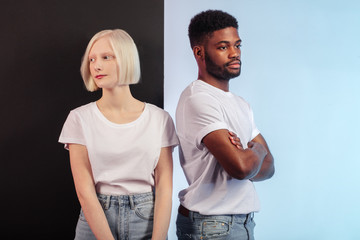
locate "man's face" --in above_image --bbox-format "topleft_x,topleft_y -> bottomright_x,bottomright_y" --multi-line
204,27 -> 242,81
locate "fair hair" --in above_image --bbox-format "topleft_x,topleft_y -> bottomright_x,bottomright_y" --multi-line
80,29 -> 141,92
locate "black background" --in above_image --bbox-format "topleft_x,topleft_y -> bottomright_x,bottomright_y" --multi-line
1,0 -> 164,238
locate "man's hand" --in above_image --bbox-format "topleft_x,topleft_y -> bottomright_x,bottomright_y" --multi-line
247,140 -> 267,158
228,131 -> 243,149
204,130 -> 273,180
229,132 -> 267,160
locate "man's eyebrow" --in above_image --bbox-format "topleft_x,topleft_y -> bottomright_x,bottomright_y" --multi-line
215,39 -> 242,45
216,40 -> 230,45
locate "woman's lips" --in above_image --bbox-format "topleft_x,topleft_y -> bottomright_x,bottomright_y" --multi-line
95,75 -> 106,79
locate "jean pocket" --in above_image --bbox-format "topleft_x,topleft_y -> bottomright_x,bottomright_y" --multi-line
201,220 -> 230,238
176,228 -> 192,239
98,197 -> 108,210
135,201 -> 154,220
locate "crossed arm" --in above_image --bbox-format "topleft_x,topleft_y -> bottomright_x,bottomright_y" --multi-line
202,129 -> 275,181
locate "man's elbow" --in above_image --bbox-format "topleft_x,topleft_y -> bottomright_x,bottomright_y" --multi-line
264,154 -> 275,179
267,162 -> 276,179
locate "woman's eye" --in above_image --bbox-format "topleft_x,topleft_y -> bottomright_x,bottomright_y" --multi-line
89,58 -> 95,62
104,55 -> 113,60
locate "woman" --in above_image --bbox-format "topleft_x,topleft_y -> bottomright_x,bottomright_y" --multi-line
59,29 -> 178,240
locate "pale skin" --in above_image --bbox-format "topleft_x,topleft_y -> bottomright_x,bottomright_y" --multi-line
69,36 -> 172,240
194,27 -> 275,181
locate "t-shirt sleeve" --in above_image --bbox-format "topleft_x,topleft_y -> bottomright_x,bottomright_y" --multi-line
161,112 -> 179,149
183,93 -> 228,150
248,103 -> 260,140
58,110 -> 86,150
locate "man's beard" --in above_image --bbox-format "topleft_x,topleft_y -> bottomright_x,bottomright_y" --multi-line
205,52 -> 241,81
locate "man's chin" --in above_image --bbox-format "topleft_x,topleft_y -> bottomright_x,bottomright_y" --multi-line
207,68 -> 241,81
227,71 -> 241,80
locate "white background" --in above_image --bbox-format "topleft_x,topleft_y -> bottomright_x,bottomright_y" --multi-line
164,0 -> 360,239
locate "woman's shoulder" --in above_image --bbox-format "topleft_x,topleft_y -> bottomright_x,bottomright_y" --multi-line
66,102 -> 96,121
145,103 -> 172,119
70,102 -> 95,114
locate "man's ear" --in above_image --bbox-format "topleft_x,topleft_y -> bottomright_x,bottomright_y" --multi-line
193,46 -> 204,60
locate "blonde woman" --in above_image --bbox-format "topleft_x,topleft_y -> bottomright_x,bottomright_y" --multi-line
59,29 -> 178,240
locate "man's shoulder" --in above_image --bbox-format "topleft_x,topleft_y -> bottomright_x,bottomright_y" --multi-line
180,80 -> 219,102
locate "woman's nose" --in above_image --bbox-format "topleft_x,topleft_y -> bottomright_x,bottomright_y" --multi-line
94,61 -> 102,71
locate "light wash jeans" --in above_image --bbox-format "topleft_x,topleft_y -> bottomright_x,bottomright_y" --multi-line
74,192 -> 154,240
176,209 -> 255,240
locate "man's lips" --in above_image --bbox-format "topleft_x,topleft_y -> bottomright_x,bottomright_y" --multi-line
227,61 -> 241,69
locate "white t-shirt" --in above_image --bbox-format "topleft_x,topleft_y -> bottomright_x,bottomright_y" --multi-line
176,80 -> 261,215
59,102 -> 178,195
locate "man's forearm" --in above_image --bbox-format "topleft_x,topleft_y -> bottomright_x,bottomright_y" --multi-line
250,152 -> 275,181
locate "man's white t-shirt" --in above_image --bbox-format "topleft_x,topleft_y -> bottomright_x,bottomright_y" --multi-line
59,102 -> 178,195
176,80 -> 261,215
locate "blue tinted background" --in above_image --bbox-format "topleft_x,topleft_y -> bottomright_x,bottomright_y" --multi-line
164,0 -> 360,239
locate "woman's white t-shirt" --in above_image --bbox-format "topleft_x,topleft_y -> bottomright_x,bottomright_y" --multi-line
59,102 -> 178,195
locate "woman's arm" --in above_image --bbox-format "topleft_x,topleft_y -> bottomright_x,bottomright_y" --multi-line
152,146 -> 173,240
69,144 -> 115,240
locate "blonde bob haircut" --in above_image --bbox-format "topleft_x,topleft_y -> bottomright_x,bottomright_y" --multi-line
80,29 -> 141,92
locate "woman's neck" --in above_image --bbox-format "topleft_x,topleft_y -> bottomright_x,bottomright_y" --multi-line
96,85 -> 145,124
99,85 -> 134,108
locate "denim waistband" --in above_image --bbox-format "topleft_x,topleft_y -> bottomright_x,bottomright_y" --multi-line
179,205 -> 254,224
191,211 -> 254,224
97,192 -> 154,210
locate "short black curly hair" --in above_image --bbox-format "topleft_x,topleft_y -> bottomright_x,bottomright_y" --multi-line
188,10 -> 238,48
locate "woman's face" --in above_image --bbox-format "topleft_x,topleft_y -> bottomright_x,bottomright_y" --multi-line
88,37 -> 119,89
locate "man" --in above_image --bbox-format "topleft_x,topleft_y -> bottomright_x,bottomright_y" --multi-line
175,10 -> 275,240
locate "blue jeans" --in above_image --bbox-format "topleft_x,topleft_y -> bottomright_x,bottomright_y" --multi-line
74,192 -> 154,240
176,207 -> 255,240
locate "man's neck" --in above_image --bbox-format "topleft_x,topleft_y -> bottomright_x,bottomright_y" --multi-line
198,72 -> 230,92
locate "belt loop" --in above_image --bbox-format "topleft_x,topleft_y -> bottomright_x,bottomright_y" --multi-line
129,195 -> 135,210
189,210 -> 194,222
245,212 -> 254,223
104,195 -> 110,210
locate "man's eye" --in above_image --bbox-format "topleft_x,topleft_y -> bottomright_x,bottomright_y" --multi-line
235,44 -> 242,49
218,46 -> 227,50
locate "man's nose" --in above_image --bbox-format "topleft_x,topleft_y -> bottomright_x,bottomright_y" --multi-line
229,46 -> 240,59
